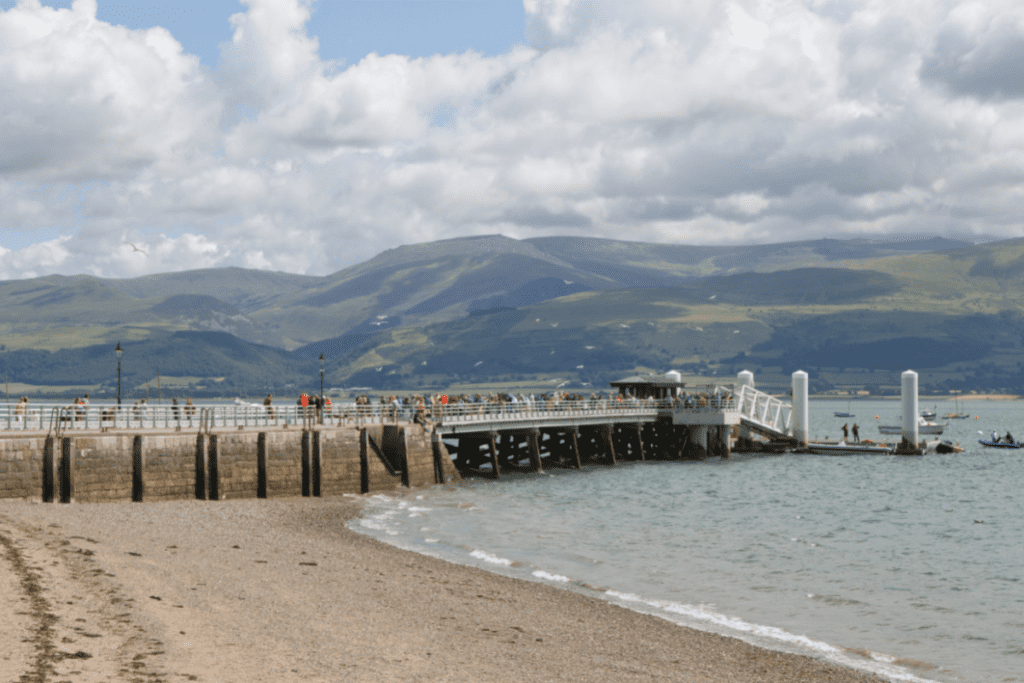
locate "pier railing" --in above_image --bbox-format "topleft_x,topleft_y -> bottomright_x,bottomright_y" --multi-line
0,394 -> 740,433
735,384 -> 792,437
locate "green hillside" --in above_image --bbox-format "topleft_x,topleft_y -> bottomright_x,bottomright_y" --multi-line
0,234 -> 981,353
3,235 -> 1024,397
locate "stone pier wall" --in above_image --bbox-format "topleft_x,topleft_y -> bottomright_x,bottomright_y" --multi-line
142,434 -> 199,502
0,425 -> 455,503
0,436 -> 48,501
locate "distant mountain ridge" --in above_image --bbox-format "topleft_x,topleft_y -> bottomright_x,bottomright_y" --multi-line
0,233 -> 977,354
8,233 -> 1024,397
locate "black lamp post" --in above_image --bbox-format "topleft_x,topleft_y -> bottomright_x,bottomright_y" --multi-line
115,342 -> 123,405
319,353 -> 325,399
319,353 -> 325,425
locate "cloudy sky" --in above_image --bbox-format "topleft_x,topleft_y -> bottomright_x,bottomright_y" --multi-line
1,0 -> 1023,279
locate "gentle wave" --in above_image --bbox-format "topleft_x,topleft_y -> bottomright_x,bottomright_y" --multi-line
604,590 -> 940,683
469,549 -> 514,566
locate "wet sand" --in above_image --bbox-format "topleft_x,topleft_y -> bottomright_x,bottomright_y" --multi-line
0,496 -> 887,683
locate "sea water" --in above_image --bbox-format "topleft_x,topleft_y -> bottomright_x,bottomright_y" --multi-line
350,399 -> 1024,683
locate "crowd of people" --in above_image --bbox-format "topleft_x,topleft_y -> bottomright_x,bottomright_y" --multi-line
326,389 -> 734,424
7,388 -> 734,428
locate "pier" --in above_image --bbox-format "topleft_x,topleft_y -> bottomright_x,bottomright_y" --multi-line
0,371 -> 808,503
3,364 -> 945,505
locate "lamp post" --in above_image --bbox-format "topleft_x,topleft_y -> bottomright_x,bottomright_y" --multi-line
319,354 -> 325,425
115,342 -> 123,405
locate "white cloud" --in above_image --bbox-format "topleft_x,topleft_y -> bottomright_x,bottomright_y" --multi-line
1,0 -> 1024,280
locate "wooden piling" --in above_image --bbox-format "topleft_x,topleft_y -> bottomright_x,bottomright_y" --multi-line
600,424 -> 617,465
527,429 -> 543,473
487,432 -> 501,479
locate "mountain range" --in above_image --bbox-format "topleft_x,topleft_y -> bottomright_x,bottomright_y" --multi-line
2,233 -> 1022,398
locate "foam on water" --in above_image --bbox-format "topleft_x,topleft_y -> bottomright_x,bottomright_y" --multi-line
469,549 -> 514,566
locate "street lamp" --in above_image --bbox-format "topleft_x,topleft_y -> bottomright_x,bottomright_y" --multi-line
319,353 -> 325,425
319,353 -> 325,399
115,342 -> 123,405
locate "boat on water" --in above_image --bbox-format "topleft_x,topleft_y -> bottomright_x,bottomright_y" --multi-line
921,407 -> 937,419
935,440 -> 965,454
834,399 -> 854,418
807,441 -> 893,455
943,394 -> 970,419
878,416 -> 946,435
978,439 -> 1023,449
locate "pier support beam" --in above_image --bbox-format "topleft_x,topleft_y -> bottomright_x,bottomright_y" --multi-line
569,429 -> 582,469
719,425 -> 732,459
690,426 -> 709,460
635,423 -> 645,461
526,429 -> 543,473
599,424 -> 616,465
487,431 -> 501,479
792,370 -> 809,448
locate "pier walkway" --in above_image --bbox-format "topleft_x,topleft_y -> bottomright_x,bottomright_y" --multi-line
0,382 -> 794,442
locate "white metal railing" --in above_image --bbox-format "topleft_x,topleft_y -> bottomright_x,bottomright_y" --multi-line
0,402 -> 427,432
736,384 -> 792,436
0,393 -> 742,433
436,391 -> 738,425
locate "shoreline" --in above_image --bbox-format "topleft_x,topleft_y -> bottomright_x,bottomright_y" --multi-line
0,496 -> 890,683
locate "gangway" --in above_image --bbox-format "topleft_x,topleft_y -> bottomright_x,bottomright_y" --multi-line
736,384 -> 794,441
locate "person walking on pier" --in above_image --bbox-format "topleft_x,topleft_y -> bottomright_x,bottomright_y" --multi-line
851,423 -> 860,443
841,423 -> 849,442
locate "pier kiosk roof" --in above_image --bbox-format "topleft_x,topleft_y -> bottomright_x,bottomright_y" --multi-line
609,373 -> 688,399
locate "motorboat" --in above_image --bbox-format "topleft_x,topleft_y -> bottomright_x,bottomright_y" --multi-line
978,439 -> 1022,449
935,440 -> 965,453
878,416 -> 946,435
921,407 -> 937,419
807,441 -> 893,455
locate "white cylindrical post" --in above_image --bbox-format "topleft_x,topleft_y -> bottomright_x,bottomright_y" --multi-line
737,370 -> 754,390
792,370 -> 809,447
901,370 -> 919,450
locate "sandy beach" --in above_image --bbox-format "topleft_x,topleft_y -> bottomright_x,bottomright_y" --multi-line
0,495 -> 887,683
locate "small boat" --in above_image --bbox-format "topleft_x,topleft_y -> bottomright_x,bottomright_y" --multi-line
879,416 -> 946,435
934,440 -> 964,454
943,394 -> 969,419
921,407 -> 937,419
834,399 -> 854,418
978,439 -> 1023,449
808,441 -> 893,455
